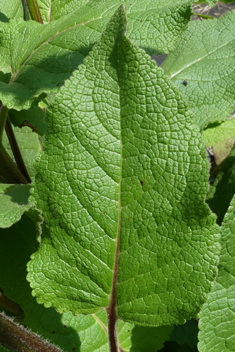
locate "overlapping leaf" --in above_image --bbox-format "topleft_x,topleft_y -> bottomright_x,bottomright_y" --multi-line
202,118 -> 235,147
9,107 -> 47,136
0,0 -> 193,110
37,0 -> 90,22
27,6 -> 219,329
0,126 -> 40,228
207,143 -> 235,226
3,126 -> 41,179
198,194 -> 235,352
0,0 -> 23,23
162,10 -> 235,129
0,184 -> 32,228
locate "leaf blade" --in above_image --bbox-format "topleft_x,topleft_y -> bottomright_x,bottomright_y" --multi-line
0,0 -> 193,110
28,5 -> 220,327
162,11 -> 235,129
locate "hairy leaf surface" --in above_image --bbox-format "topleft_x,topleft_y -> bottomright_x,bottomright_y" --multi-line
0,0 -> 192,110
199,194 -> 235,352
162,11 -> 235,129
28,6 -> 219,327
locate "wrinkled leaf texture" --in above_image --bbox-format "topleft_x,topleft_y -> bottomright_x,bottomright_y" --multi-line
27,6 -> 219,330
0,0 -> 193,110
199,193 -> 235,352
162,11 -> 235,129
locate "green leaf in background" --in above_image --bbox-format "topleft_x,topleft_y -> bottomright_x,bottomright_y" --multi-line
162,10 -> 235,129
170,319 -> 198,348
202,118 -> 235,147
0,184 -> 32,228
0,215 -> 172,352
198,194 -> 235,352
212,137 -> 235,166
36,0 -> 90,23
207,142 -> 235,225
0,0 -> 23,23
9,107 -> 46,136
0,0 -> 193,110
2,126 -> 41,179
118,321 -> 172,351
27,6 -> 219,329
0,346 -> 10,352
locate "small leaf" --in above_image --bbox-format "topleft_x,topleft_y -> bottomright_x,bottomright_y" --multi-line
162,11 -> 235,129
28,5 -> 219,329
0,184 -> 32,228
198,194 -> 235,352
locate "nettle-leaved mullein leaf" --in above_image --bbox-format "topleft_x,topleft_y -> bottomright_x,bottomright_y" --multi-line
199,193 -> 235,352
162,10 -> 235,130
27,6 -> 220,329
0,214 -> 173,352
36,0 -> 90,23
0,0 -> 192,110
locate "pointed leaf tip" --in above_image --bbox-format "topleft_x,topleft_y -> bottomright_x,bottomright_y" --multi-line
28,1 -> 220,328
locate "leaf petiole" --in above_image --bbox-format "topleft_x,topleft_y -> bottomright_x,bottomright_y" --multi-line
25,0 -> 43,24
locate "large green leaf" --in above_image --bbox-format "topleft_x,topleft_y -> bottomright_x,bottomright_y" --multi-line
0,0 -> 23,23
27,5 -> 219,332
198,194 -> 235,352
0,184 -> 32,228
162,11 -> 235,129
0,214 -> 172,352
0,0 -> 193,110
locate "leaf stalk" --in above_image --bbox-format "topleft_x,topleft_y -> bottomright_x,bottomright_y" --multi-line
0,313 -> 63,352
5,118 -> 31,183
25,0 -> 43,23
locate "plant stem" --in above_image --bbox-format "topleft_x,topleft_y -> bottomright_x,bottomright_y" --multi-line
5,118 -> 31,183
0,105 -> 8,142
0,102 -> 29,183
0,313 -> 63,352
0,293 -> 24,319
193,13 -> 214,19
0,143 -> 28,184
25,0 -> 43,23
22,0 -> 29,21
